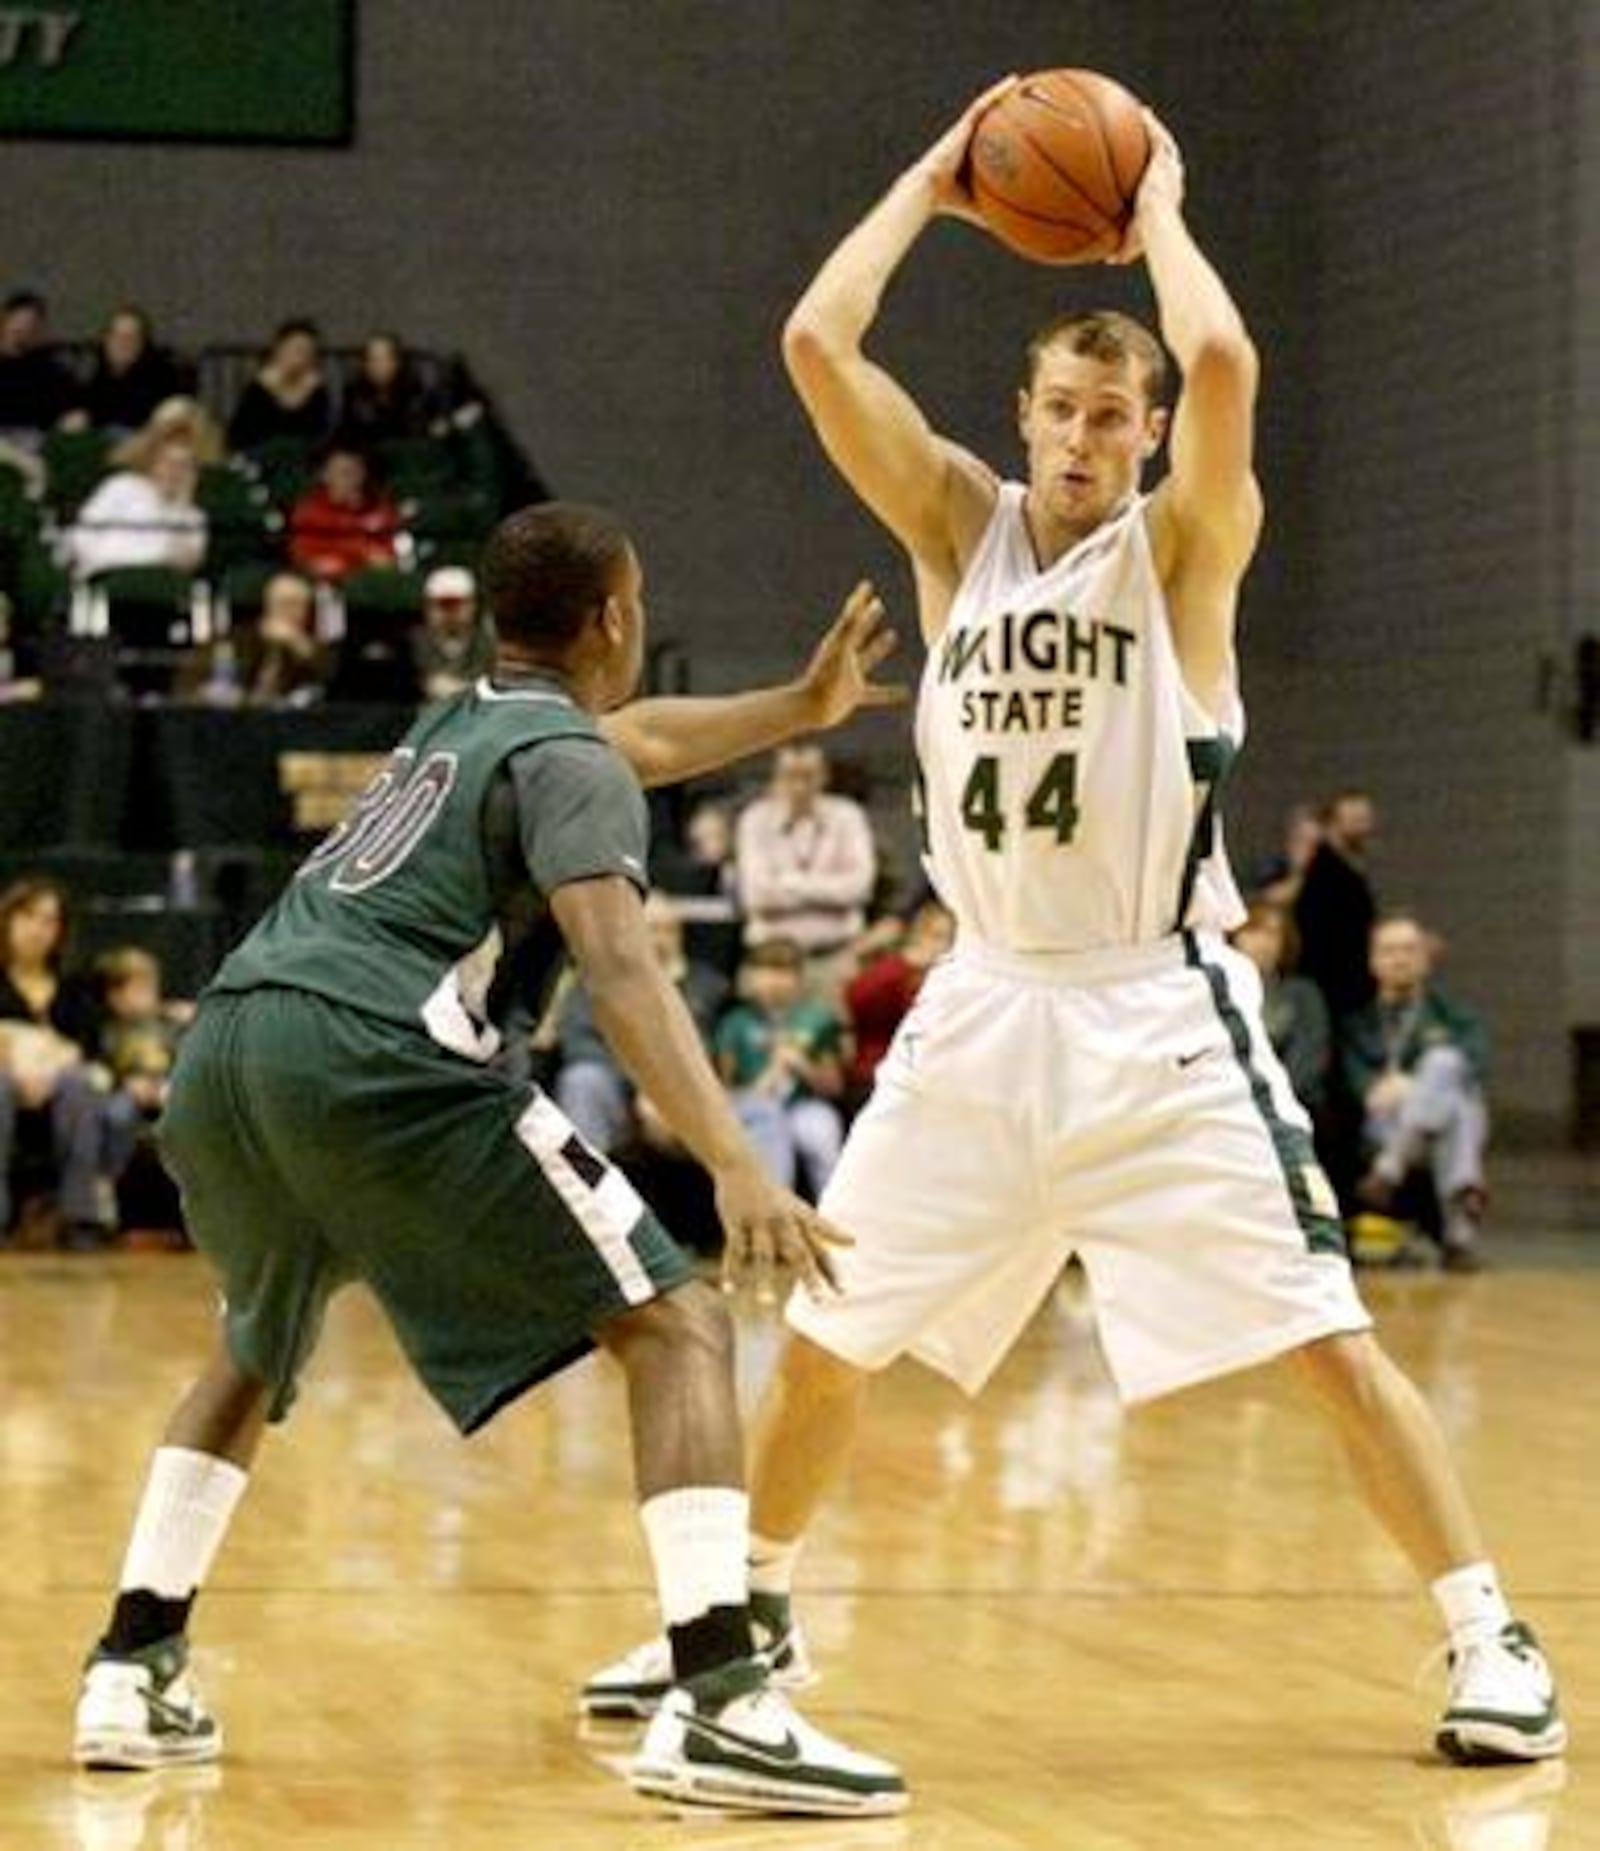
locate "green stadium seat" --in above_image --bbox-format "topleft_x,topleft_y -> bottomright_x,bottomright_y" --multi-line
42,427 -> 113,519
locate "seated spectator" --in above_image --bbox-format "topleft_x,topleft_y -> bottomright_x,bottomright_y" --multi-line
0,289 -> 83,448
554,894 -> 727,1154
715,937 -> 845,1197
111,394 -> 226,471
92,947 -> 186,1241
1343,912 -> 1490,1271
227,318 -> 332,454
0,878 -> 116,1249
411,564 -> 493,702
736,743 -> 876,1001
184,572 -> 329,708
288,443 -> 401,582
342,332 -> 436,445
1229,899 -> 1332,1117
81,306 -> 186,434
844,898 -> 954,1102
65,437 -> 206,580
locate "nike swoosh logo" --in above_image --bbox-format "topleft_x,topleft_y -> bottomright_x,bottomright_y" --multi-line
1176,1047 -> 1218,1069
686,1713 -> 803,1766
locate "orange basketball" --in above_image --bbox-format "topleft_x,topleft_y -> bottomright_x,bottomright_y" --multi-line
967,69 -> 1151,265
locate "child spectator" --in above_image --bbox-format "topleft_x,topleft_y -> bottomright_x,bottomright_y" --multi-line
715,936 -> 845,1197
288,444 -> 401,582
844,899 -> 954,1103
93,947 -> 186,1241
227,319 -> 332,454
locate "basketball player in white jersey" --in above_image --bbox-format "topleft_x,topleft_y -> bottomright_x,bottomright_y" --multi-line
586,85 -> 1564,1768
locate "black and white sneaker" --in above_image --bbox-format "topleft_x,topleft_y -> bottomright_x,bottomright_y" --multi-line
581,1591 -> 814,1720
73,1636 -> 221,1770
1437,1621 -> 1567,1764
629,1657 -> 905,1816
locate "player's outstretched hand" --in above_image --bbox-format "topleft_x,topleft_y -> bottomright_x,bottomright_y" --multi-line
713,1158 -> 853,1303
912,74 -> 1020,224
1114,108 -> 1186,264
798,579 -> 909,729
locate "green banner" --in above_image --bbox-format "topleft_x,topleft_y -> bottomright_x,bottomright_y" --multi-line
0,1 -> 354,144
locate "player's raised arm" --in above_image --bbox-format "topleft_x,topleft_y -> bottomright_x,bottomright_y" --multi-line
781,84 -> 1011,594
1134,112 -> 1263,710
598,581 -> 905,788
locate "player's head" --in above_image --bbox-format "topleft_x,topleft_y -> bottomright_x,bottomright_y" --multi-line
1369,912 -> 1432,997
1018,311 -> 1169,533
480,500 -> 644,709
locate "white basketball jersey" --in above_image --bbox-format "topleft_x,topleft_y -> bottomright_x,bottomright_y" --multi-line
916,484 -> 1246,953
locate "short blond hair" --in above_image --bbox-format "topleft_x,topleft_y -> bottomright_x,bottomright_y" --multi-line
1025,310 -> 1169,406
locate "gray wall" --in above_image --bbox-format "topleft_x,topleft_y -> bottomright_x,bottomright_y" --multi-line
6,0 -> 1595,1125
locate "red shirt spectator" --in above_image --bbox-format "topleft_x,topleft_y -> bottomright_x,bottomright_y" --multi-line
288,446 -> 401,582
844,900 -> 953,1098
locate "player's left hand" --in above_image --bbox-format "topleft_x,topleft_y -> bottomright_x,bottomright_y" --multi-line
1113,108 -> 1185,265
798,580 -> 909,728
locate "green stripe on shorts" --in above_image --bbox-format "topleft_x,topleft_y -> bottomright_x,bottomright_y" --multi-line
1183,932 -> 1347,1258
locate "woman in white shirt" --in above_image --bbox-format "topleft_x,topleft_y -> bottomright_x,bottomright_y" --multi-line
67,437 -> 207,579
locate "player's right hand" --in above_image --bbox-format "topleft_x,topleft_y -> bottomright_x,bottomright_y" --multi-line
712,1158 -> 853,1303
912,74 -> 1020,222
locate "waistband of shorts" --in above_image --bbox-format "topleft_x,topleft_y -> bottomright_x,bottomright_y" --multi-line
949,930 -> 1227,987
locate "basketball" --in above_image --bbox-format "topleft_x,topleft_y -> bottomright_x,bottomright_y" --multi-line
967,69 -> 1151,265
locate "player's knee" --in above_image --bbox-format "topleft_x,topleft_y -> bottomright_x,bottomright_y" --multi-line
1288,1329 -> 1388,1414
600,1279 -> 734,1372
776,1331 -> 869,1409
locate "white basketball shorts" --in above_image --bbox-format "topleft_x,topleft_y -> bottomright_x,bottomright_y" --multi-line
788,932 -> 1371,1403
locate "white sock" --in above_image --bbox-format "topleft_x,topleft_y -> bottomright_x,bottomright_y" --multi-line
639,1487 -> 749,1627
119,1447 -> 250,1598
1432,1560 -> 1512,1646
748,1529 -> 804,1598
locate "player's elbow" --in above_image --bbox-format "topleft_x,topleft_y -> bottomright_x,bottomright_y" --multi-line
1187,330 -> 1259,399
782,311 -> 850,392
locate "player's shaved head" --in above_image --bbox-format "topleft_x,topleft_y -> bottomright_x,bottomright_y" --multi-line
481,501 -> 634,653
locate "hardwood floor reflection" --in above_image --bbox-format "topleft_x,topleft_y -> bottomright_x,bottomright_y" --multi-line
2,1251 -> 1594,1848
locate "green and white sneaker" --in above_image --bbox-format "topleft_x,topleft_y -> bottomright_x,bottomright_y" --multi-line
1437,1621 -> 1567,1765
629,1657 -> 905,1817
74,1636 -> 221,1770
581,1592 -> 814,1721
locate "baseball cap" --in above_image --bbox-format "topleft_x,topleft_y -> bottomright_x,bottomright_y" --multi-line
424,565 -> 476,602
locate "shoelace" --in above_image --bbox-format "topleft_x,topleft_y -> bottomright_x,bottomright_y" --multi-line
1414,1628 -> 1535,1697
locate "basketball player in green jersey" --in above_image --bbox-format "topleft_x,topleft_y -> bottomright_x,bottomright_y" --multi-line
73,503 -> 907,1817
585,88 -> 1565,1769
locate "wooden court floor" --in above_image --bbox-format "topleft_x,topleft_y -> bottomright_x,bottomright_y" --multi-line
2,1216 -> 1596,1848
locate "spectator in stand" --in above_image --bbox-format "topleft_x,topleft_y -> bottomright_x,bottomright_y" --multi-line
111,394 -> 225,472
715,936 -> 845,1197
1247,802 -> 1323,909
227,319 -> 332,454
342,332 -> 436,446
652,798 -> 743,979
736,742 -> 876,1000
288,443 -> 401,582
1343,913 -> 1490,1272
81,307 -> 186,434
554,893 -> 728,1155
1230,899 -> 1333,1119
0,878 -> 116,1249
843,898 -> 954,1104
411,564 -> 493,702
1294,788 -> 1379,1019
0,289 -> 83,448
92,947 -> 186,1242
65,437 -> 206,580
184,572 -> 329,708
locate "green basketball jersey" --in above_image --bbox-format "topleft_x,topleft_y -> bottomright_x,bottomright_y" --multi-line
208,677 -> 649,1061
